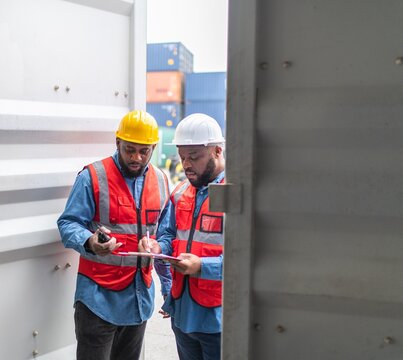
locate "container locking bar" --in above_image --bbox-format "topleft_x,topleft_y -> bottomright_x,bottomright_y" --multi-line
208,183 -> 242,214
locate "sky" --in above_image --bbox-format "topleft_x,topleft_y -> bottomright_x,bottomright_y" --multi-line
147,0 -> 229,72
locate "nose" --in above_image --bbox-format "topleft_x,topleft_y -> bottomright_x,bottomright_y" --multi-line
182,158 -> 191,170
131,152 -> 142,162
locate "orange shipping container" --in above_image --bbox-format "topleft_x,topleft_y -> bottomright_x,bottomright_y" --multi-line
147,71 -> 183,103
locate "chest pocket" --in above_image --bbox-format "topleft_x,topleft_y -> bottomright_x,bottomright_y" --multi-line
117,196 -> 135,223
146,209 -> 160,225
200,214 -> 223,234
176,201 -> 193,229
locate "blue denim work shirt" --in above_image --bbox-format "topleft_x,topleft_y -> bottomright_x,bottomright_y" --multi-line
57,152 -> 172,326
158,171 -> 224,334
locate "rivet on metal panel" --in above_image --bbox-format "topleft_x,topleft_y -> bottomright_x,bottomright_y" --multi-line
282,61 -> 292,69
65,86 -> 71,92
115,91 -> 119,96
32,349 -> 39,356
53,85 -> 59,91
394,57 -> 403,65
54,264 -> 61,271
276,325 -> 285,333
254,323 -> 261,331
384,336 -> 394,344
259,62 -> 268,70
65,262 -> 72,269
32,330 -> 39,337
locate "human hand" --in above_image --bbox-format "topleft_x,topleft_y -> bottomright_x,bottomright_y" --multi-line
88,226 -> 122,256
158,294 -> 170,318
138,236 -> 162,254
171,253 -> 201,275
158,308 -> 170,318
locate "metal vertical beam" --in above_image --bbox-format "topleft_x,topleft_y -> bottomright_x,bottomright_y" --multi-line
130,0 -> 147,110
221,0 -> 257,358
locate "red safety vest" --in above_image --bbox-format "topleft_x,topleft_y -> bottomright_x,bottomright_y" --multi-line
78,157 -> 169,291
170,179 -> 224,307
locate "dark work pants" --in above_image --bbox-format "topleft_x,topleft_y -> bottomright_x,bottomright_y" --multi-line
171,320 -> 221,360
74,301 -> 147,360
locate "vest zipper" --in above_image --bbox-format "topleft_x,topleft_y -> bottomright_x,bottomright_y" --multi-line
186,207 -> 198,252
136,178 -> 145,269
184,196 -> 206,289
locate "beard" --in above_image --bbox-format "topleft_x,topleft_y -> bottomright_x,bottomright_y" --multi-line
187,158 -> 216,188
118,151 -> 146,178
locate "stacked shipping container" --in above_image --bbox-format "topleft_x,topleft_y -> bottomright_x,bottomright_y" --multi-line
146,42 -> 193,167
146,43 -> 227,168
184,72 -> 227,131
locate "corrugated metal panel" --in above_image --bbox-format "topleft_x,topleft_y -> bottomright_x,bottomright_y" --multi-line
147,42 -> 193,73
146,102 -> 183,128
184,100 -> 226,130
146,71 -> 184,103
185,72 -> 227,101
0,0 -> 146,358
222,0 -> 403,359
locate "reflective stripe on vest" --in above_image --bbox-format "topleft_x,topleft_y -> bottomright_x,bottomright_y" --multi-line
170,179 -> 224,308
80,252 -> 153,268
78,158 -> 169,291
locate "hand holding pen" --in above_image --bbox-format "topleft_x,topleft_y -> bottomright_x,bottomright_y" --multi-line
138,230 -> 162,254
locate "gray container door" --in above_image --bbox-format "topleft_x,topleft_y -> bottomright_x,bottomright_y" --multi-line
219,0 -> 403,359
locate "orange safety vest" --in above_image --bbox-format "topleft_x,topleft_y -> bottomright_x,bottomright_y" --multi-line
78,157 -> 169,291
170,179 -> 224,307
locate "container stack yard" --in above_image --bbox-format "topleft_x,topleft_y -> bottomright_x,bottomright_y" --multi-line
146,42 -> 227,171
184,71 -> 227,132
146,42 -> 193,169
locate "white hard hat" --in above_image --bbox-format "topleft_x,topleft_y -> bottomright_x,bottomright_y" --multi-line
168,113 -> 225,146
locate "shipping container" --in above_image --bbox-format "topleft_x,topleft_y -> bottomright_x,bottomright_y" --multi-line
147,102 -> 183,127
147,42 -> 193,73
185,100 -> 226,130
147,71 -> 183,103
0,0 -> 147,358
185,72 -> 227,101
212,0 -> 403,359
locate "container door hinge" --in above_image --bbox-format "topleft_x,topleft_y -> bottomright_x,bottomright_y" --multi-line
208,183 -> 242,214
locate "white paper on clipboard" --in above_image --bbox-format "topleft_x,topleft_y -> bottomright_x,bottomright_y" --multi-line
117,251 -> 180,261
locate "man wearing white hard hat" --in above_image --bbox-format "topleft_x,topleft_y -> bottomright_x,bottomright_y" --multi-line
139,113 -> 225,359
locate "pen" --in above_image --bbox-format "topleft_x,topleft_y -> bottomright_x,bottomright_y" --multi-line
146,230 -> 151,253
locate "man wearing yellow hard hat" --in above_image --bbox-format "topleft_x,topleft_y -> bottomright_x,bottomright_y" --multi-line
57,110 -> 172,360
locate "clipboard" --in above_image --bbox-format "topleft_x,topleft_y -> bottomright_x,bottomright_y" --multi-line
117,251 -> 180,261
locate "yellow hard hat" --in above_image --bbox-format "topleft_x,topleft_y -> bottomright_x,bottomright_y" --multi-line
116,110 -> 159,144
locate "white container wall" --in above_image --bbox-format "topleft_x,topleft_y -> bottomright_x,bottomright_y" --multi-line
219,0 -> 403,359
0,0 -> 146,358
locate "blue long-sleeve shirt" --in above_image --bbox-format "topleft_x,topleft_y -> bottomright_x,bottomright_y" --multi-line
57,152 -> 172,326
158,171 -> 225,334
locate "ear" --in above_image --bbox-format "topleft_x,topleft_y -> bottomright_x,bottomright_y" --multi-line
116,138 -> 120,148
214,145 -> 223,158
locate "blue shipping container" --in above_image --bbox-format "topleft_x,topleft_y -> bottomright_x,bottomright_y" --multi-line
147,42 -> 193,73
184,101 -> 226,131
147,102 -> 183,128
185,72 -> 227,101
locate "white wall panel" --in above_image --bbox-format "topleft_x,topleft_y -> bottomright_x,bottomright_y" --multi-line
0,0 -> 147,358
